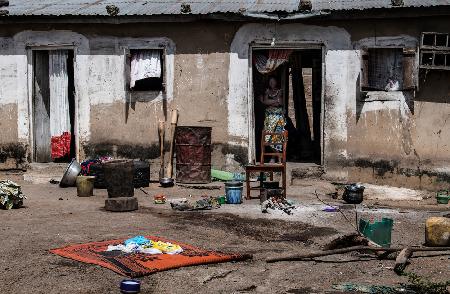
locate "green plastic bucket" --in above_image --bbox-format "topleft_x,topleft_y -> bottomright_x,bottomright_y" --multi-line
436,190 -> 449,204
359,217 -> 394,248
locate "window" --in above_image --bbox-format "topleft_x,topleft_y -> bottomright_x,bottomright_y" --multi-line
126,49 -> 165,92
420,32 -> 450,70
361,47 -> 416,91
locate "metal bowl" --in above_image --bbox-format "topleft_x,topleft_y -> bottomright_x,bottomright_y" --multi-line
159,177 -> 174,188
60,159 -> 82,187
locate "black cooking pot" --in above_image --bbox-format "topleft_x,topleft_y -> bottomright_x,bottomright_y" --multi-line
343,184 -> 365,204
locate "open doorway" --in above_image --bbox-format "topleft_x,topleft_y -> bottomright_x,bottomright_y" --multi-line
32,49 -> 76,163
252,48 -> 323,164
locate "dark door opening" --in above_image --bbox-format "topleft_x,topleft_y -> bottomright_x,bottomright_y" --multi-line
33,49 -> 76,163
252,48 -> 322,164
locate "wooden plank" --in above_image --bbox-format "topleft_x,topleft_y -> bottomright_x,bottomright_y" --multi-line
33,51 -> 51,162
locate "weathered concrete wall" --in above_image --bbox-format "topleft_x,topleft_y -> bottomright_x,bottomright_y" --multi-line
0,18 -> 449,190
0,22 -> 237,169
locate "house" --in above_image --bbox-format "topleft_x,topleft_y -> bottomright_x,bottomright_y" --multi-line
0,0 -> 449,190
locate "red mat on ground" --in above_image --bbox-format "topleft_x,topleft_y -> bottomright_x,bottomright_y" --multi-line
50,236 -> 251,277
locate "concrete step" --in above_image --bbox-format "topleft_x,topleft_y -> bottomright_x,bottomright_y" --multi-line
289,163 -> 324,185
23,163 -> 68,184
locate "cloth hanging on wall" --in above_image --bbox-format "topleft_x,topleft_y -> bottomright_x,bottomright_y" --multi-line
130,50 -> 162,88
253,49 -> 293,74
49,50 -> 71,136
49,50 -> 71,159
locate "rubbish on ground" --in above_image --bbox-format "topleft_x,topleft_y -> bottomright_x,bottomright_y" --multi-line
216,195 -> 226,205
211,169 -> 244,181
51,235 -> 251,277
225,181 -> 243,204
107,235 -> 183,255
176,183 -> 221,190
265,245 -> 450,263
261,196 -> 295,215
332,282 -> 407,294
324,233 -> 369,250
76,175 -> 95,197
343,183 -> 365,204
49,179 -> 60,185
0,180 -> 26,209
315,191 -> 359,232
59,158 -> 82,187
120,279 -> 141,294
322,205 -> 338,212
154,194 -> 166,204
359,217 -> 394,248
394,247 -> 413,274
170,196 -> 220,211
425,217 -> 450,246
436,190 -> 450,204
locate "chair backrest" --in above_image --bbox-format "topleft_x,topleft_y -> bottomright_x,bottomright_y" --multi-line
260,130 -> 288,164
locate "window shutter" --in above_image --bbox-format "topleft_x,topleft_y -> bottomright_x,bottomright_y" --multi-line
402,47 -> 416,90
360,49 -> 369,90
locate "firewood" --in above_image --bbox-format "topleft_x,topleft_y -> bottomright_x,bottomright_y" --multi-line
394,247 -> 413,274
266,246 -> 450,263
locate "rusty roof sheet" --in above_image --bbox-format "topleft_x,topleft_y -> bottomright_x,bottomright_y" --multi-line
4,0 -> 450,16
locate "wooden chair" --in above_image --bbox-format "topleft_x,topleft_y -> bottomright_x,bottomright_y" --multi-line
245,130 -> 288,200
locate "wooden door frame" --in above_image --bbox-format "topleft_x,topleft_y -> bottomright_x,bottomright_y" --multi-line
27,46 -> 79,162
248,43 -> 326,165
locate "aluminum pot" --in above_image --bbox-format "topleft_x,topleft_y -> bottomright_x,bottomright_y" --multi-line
60,159 -> 82,187
159,177 -> 174,187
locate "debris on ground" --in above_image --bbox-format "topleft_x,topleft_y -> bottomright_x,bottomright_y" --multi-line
49,179 -> 60,185
176,183 -> 221,190
261,197 -> 295,215
170,196 -> 221,211
324,233 -> 369,250
154,194 -> 166,204
0,180 -> 26,209
211,169 -> 244,181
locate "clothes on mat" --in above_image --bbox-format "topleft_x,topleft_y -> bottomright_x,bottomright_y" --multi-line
263,106 -> 286,152
51,132 -> 71,159
130,50 -> 162,88
106,236 -> 183,255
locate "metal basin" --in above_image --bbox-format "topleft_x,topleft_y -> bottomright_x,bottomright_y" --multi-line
60,159 -> 82,187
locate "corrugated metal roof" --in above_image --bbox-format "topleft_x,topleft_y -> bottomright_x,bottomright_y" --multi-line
4,0 -> 450,16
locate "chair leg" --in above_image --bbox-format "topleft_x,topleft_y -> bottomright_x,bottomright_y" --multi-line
246,170 -> 250,200
270,172 -> 273,181
282,169 -> 287,199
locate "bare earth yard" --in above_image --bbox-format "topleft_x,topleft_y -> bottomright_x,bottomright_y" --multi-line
0,173 -> 449,294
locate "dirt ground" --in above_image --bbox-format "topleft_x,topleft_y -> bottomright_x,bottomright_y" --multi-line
0,173 -> 449,294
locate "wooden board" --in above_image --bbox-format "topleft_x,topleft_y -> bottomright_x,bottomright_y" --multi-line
33,51 -> 51,162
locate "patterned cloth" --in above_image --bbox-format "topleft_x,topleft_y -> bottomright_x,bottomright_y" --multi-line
264,106 -> 286,152
253,49 -> 293,74
51,132 -> 71,160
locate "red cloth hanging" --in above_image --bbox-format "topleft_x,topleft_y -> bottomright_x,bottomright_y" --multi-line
51,132 -> 71,160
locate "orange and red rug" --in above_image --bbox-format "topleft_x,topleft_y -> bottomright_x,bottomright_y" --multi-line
50,235 -> 251,277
